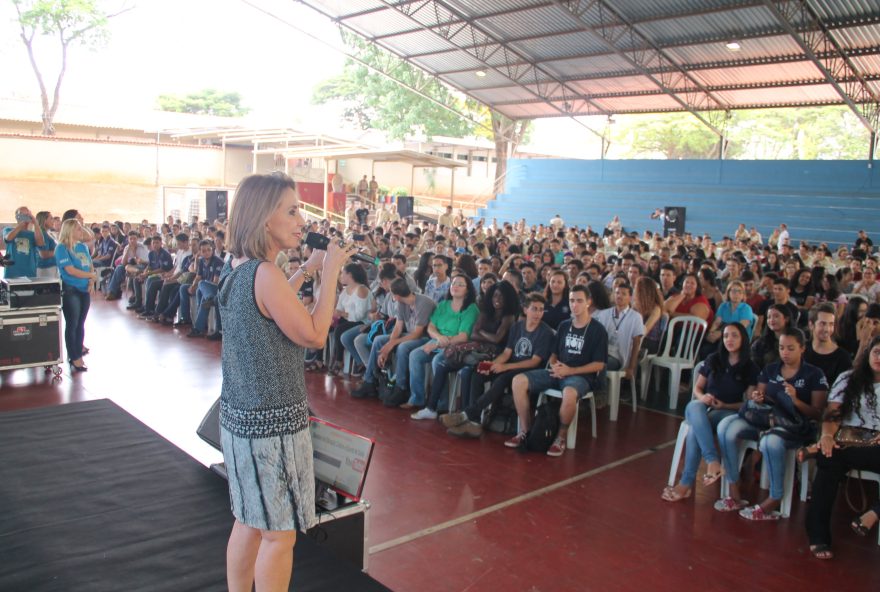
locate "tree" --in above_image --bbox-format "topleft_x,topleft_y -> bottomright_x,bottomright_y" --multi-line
156,89 -> 250,117
312,31 -> 531,195
612,113 -> 720,159
13,0 -> 132,136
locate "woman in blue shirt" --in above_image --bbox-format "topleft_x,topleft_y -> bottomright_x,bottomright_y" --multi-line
55,219 -> 97,372
700,280 -> 757,359
35,211 -> 58,278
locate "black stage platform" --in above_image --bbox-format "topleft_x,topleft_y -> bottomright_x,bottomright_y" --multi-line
0,399 -> 390,592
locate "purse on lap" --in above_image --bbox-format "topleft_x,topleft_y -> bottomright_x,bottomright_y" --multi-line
834,425 -> 880,447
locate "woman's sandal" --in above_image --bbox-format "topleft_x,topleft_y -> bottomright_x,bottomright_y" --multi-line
701,468 -> 725,487
661,487 -> 692,503
713,497 -> 749,512
810,544 -> 833,560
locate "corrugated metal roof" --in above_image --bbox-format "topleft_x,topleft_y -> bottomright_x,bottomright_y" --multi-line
301,0 -> 880,125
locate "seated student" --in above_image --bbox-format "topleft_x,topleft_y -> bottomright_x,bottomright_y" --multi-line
423,255 -> 452,303
520,260 -> 542,293
804,336 -> 880,559
443,293 -> 554,438
805,303 -> 852,388
542,270 -> 570,330
403,274 -> 479,412
130,235 -> 173,312
836,296 -> 869,357
790,268 -> 816,327
328,263 -> 372,375
508,284 -> 608,457
179,240 -> 223,337
105,231 -> 149,300
753,275 -> 800,338
92,224 -> 119,269
662,323 -> 760,502
342,264 -> 399,375
701,280 -> 756,357
633,276 -> 665,354
412,281 -> 518,420
153,237 -> 198,324
852,266 -> 880,303
658,263 -> 680,299
351,278 -> 436,401
594,283 -> 644,379
664,273 -> 713,325
140,233 -> 190,320
715,328 -> 828,519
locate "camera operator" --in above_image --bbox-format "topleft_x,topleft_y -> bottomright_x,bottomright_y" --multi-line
3,206 -> 46,278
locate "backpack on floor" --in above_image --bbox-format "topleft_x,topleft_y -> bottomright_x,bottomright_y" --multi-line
485,394 -> 518,436
523,402 -> 559,453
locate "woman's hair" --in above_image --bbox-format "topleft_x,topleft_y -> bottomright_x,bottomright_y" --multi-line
35,211 -> 51,228
725,279 -> 745,300
779,326 -> 806,347
456,253 -> 479,279
543,270 -> 569,302
633,276 -> 663,319
227,172 -> 296,260
447,272 -> 477,308
810,265 -> 826,295
789,268 -> 814,295
57,219 -> 81,250
480,281 -> 519,318
829,335 -> 880,424
709,322 -> 752,375
343,262 -> 368,286
837,296 -> 867,346
414,252 -> 433,289
587,280 -> 610,310
822,273 -> 843,301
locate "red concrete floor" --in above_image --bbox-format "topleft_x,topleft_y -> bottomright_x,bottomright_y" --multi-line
1,298 -> 877,591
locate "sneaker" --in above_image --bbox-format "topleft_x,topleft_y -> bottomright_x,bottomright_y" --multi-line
137,312 -> 154,320
126,304 -> 142,311
440,411 -> 468,428
447,421 -> 483,439
173,320 -> 191,327
546,436 -> 566,457
351,382 -> 378,399
410,408 -> 438,421
504,432 -> 527,448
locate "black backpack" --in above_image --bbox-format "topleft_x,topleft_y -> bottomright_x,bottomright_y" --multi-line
523,402 -> 559,453
486,394 -> 519,436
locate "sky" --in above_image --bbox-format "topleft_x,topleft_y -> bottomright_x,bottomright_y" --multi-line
0,0 -> 602,156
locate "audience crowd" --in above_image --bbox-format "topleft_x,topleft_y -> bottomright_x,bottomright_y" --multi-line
4,200 -> 880,560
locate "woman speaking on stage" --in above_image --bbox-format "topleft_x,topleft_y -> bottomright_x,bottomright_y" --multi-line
218,172 -> 356,591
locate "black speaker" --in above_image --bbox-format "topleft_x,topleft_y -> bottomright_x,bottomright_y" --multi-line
397,195 -> 414,219
206,190 -> 229,224
663,206 -> 686,237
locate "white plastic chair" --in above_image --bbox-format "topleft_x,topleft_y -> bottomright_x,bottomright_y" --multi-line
642,315 -> 707,409
847,469 -> 880,545
606,369 -> 637,421
719,439 -> 809,518
536,388 -> 596,449
666,361 -> 703,486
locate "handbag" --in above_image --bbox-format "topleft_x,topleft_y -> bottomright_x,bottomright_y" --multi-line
443,341 -> 497,370
834,425 -> 880,447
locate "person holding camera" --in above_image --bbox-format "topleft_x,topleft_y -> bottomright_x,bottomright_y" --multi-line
3,206 -> 46,278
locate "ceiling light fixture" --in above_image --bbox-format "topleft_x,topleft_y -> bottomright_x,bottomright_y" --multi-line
726,40 -> 741,51
475,70 -> 487,77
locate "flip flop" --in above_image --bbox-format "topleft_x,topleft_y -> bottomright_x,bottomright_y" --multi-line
851,517 -> 874,537
702,469 -> 725,487
810,544 -> 833,560
739,504 -> 781,521
661,487 -> 692,503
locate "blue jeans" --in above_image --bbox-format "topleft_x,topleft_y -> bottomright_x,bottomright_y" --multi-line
178,284 -> 194,322
107,266 -> 127,296
341,324 -> 366,366
716,415 -> 798,500
194,281 -> 219,333
408,346 -> 444,407
61,288 -> 90,361
427,356 -> 474,411
142,275 -> 162,313
679,401 -> 736,487
362,335 -> 429,386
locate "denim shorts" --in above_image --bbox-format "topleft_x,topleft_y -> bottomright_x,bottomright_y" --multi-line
523,369 -> 596,398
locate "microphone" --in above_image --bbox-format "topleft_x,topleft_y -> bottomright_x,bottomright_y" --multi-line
304,232 -> 376,266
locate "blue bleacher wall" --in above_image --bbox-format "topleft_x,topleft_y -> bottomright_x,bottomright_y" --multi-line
479,159 -> 880,248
